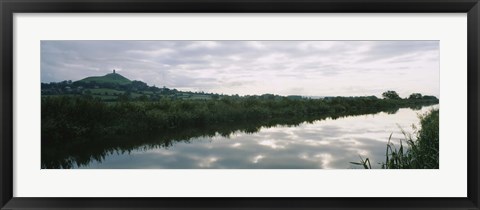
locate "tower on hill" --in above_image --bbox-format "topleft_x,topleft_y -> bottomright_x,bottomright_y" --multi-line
113,69 -> 116,74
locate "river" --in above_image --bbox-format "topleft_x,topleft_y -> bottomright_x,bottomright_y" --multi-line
74,104 -> 438,169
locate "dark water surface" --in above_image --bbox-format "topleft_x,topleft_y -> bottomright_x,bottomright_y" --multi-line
75,105 -> 438,169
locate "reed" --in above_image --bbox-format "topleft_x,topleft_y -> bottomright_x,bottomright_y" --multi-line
351,109 -> 439,169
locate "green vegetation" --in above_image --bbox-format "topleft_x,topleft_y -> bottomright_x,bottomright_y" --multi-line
41,72 -> 219,101
351,109 -> 439,169
79,72 -> 131,85
382,90 -> 401,100
42,95 -> 438,142
351,156 -> 372,169
41,72 -> 440,169
41,94 -> 438,169
88,88 -> 125,95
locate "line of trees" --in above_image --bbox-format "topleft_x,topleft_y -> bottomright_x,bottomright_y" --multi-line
42,92 -> 438,145
382,90 -> 436,101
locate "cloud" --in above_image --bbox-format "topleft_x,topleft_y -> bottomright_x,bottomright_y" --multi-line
41,40 -> 439,97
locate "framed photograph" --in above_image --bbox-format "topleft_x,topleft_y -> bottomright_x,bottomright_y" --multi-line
1,0 -> 479,209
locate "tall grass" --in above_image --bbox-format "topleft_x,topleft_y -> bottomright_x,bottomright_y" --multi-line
350,156 -> 372,169
351,109 -> 439,169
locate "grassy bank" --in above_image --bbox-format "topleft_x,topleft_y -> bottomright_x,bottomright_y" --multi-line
352,109 -> 439,169
42,96 -> 438,143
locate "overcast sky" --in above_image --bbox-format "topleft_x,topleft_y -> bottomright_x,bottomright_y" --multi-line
41,40 -> 439,98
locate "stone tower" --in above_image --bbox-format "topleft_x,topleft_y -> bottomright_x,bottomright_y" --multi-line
113,69 -> 116,74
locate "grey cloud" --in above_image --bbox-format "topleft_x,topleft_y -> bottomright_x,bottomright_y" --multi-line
42,40 -> 439,97
357,41 -> 438,63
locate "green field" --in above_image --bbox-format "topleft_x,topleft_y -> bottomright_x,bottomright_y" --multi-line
87,88 -> 125,95
79,73 -> 131,85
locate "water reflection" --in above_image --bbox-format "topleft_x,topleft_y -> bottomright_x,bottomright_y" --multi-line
72,105 -> 438,169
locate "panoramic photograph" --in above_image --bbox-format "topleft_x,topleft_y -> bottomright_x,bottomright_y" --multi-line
41,40 -> 439,169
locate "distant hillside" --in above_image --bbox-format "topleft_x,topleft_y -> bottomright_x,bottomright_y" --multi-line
78,72 -> 131,85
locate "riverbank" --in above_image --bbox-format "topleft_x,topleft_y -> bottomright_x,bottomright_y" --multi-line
352,109 -> 439,169
42,96 -> 438,168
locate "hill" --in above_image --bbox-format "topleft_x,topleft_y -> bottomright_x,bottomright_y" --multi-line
78,72 -> 131,85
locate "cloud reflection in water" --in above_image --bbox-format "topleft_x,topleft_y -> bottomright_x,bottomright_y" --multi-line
79,105 -> 438,169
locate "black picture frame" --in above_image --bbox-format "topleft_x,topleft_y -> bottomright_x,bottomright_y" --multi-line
1,0 -> 479,209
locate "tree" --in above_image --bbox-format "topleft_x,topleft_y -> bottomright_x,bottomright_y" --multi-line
118,92 -> 130,102
422,95 -> 438,100
408,93 -> 422,100
138,95 -> 149,101
382,91 -> 401,100
131,80 -> 148,91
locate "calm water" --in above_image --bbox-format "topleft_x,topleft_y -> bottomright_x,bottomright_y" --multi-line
77,105 -> 438,169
